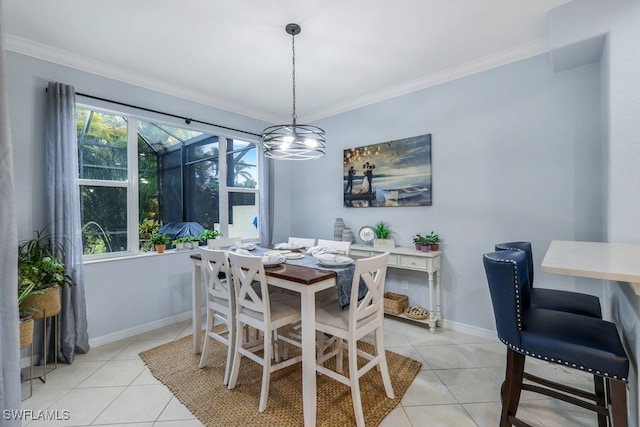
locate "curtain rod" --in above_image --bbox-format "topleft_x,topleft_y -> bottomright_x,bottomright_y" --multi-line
46,88 -> 262,137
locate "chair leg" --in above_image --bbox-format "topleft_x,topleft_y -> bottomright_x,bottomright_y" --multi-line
223,316 -> 235,386
227,319 -> 244,390
259,330 -> 273,413
198,308 -> 214,368
594,375 -> 607,427
375,326 -> 394,399
348,338 -> 365,427
501,348 -> 525,427
608,379 -> 628,427
336,338 -> 344,373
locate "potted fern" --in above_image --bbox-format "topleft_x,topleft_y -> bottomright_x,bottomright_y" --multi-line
373,221 -> 395,249
150,232 -> 169,253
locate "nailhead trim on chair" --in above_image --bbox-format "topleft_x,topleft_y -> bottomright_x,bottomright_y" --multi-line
498,338 -> 627,382
483,254 -> 523,330
486,253 -> 628,383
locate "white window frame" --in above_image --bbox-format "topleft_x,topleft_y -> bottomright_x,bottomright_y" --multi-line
78,102 -> 261,261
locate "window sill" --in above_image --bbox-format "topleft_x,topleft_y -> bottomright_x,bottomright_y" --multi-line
84,248 -> 200,265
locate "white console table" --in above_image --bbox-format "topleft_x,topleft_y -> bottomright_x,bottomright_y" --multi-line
350,244 -> 442,332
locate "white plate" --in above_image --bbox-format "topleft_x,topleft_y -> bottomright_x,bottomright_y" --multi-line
315,258 -> 353,268
262,256 -> 285,267
285,252 -> 304,260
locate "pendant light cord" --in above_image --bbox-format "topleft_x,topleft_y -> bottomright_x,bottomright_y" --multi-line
291,31 -> 297,124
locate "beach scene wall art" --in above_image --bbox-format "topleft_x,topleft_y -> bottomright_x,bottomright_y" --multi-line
343,134 -> 432,208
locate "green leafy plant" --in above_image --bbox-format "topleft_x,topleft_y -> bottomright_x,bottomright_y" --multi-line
412,233 -> 423,244
139,219 -> 160,240
18,229 -> 74,291
373,221 -> 393,239
17,281 -> 43,318
149,232 -> 169,245
199,229 -> 222,241
425,231 -> 440,245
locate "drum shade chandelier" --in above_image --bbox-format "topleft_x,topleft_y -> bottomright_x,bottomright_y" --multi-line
262,23 -> 326,160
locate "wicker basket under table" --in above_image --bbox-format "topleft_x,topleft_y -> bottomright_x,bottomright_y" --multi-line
383,292 -> 409,315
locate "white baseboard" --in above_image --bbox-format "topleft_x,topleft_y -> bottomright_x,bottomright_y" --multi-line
20,308 -> 206,369
88,308 -> 206,348
440,318 -> 498,341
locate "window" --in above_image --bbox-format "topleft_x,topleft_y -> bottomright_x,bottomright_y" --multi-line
77,106 -> 260,257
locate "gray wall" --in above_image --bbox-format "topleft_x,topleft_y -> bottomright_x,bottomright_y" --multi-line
550,1 -> 640,424
277,53 -> 604,333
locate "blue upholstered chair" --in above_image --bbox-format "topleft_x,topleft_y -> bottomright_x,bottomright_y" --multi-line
483,250 -> 628,427
495,241 -> 602,318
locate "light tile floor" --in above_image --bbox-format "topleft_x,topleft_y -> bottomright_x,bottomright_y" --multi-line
20,317 -> 598,426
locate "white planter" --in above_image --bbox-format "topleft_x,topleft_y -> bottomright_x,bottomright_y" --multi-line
373,238 -> 395,249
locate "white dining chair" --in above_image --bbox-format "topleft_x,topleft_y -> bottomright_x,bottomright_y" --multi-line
226,252 -> 303,413
314,252 -> 394,427
288,237 -> 316,248
208,236 -> 239,249
198,248 -> 236,385
317,238 -> 351,255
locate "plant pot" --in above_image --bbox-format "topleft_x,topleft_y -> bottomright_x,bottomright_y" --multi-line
414,243 -> 421,250
19,316 -> 34,349
420,245 -> 430,252
430,244 -> 440,251
373,238 -> 395,249
155,244 -> 166,253
22,285 -> 61,319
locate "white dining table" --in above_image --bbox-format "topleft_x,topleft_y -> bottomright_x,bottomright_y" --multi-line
191,252 -> 338,427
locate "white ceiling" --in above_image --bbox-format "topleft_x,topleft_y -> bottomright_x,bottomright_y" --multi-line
4,0 -> 570,124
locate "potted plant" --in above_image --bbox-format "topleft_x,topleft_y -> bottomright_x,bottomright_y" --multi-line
412,234 -> 423,250
186,236 -> 202,250
18,230 -> 73,320
426,231 -> 441,251
373,221 -> 395,249
172,238 -> 185,250
150,232 -> 169,253
18,281 -> 41,349
139,219 -> 160,252
200,229 -> 223,248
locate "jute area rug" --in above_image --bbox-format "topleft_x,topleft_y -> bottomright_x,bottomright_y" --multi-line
139,332 -> 421,427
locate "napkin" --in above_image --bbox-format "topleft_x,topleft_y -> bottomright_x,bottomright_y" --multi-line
262,253 -> 285,263
307,246 -> 336,256
235,249 -> 252,255
315,253 -> 351,264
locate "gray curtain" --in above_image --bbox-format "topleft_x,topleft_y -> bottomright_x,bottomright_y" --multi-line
45,82 -> 90,363
0,0 -> 23,421
259,146 -> 274,247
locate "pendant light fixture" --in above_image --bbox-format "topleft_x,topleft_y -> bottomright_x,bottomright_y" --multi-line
261,23 -> 326,160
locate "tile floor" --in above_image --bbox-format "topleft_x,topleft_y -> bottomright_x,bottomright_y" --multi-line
20,317 -> 598,426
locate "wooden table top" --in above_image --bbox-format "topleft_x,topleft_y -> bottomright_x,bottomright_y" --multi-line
191,253 -> 337,285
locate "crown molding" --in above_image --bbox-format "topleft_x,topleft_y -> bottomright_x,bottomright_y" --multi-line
304,38 -> 551,122
7,34 -> 550,125
5,34 -> 276,123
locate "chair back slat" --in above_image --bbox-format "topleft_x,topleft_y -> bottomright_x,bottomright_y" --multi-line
349,253 -> 389,328
317,239 -> 351,255
200,248 -> 231,302
228,252 -> 270,322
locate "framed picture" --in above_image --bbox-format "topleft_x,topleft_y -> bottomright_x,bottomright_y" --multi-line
343,134 -> 431,207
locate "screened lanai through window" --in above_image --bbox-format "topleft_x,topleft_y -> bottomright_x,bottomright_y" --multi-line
77,107 -> 259,256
